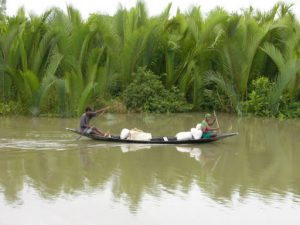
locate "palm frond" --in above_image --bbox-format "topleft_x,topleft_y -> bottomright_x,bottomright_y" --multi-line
55,78 -> 68,116
77,82 -> 96,115
261,42 -> 285,74
65,71 -> 83,112
270,61 -> 300,111
32,29 -> 59,77
31,52 -> 63,114
205,70 -> 239,111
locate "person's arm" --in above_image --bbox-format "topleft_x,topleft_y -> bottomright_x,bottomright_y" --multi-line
207,118 -> 216,126
86,111 -> 97,117
95,106 -> 109,114
206,118 -> 220,131
207,126 -> 220,131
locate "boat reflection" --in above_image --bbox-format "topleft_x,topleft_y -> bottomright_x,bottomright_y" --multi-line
175,146 -> 222,170
115,144 -> 220,169
116,144 -> 203,159
119,144 -> 151,152
176,146 -> 202,161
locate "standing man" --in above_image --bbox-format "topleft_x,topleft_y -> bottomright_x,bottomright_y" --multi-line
79,106 -> 109,136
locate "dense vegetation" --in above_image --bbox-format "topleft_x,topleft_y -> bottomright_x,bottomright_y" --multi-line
123,67 -> 192,113
0,1 -> 299,117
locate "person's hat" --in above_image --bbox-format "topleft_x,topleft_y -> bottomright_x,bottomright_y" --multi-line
205,113 -> 212,118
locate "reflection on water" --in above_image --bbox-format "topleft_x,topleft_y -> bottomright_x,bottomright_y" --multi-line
176,146 -> 201,159
119,144 -> 152,152
0,115 -> 299,225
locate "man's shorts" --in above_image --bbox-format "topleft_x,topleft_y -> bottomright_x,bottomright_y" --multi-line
80,127 -> 92,134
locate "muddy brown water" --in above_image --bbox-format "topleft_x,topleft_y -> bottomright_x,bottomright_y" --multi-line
0,114 -> 299,225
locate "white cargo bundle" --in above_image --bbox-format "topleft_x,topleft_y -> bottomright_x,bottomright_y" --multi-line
175,131 -> 193,141
129,129 -> 152,141
196,123 -> 202,130
120,128 -> 152,141
190,128 -> 203,140
120,128 -> 130,139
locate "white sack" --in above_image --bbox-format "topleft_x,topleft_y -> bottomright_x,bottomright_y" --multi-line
191,128 -> 203,140
176,131 -> 193,141
196,123 -> 202,130
128,129 -> 152,141
120,128 -> 130,139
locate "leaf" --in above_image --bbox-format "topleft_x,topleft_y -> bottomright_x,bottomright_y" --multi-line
261,42 -> 285,73
77,82 -> 96,115
22,70 -> 40,92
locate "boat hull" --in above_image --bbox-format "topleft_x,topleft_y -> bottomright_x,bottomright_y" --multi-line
66,128 -> 238,144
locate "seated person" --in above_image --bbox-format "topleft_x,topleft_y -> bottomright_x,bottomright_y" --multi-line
79,106 -> 109,136
200,113 -> 220,138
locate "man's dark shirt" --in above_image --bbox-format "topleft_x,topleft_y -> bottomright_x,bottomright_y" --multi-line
79,112 -> 97,131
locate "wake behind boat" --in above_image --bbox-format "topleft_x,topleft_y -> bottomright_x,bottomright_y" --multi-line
66,128 -> 238,144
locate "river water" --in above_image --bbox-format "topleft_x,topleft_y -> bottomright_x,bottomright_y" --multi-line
0,114 -> 299,225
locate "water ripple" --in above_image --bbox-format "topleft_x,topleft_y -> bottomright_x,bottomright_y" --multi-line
0,138 -> 76,151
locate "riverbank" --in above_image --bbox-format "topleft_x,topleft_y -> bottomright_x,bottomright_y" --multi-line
1,3 -> 300,119
1,98 -> 299,119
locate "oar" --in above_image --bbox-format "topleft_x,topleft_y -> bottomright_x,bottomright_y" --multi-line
76,126 -> 92,141
76,129 -> 86,140
213,110 -> 221,133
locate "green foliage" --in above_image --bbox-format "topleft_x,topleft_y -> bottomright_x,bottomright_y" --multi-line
205,71 -> 240,113
241,77 -> 273,116
199,88 -> 225,112
0,2 -> 300,118
241,77 -> 300,118
123,68 -> 192,113
276,94 -> 300,119
0,101 -> 24,115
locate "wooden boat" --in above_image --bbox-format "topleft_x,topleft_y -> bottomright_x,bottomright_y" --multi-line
66,128 -> 238,144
